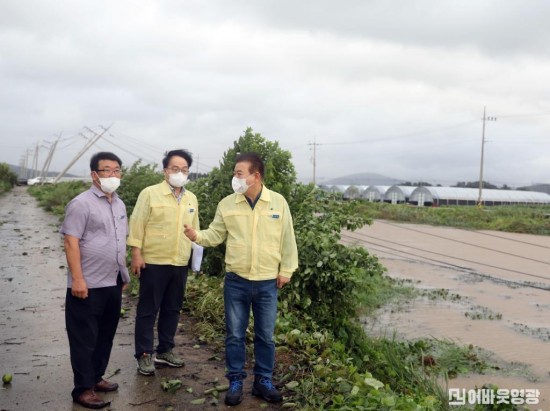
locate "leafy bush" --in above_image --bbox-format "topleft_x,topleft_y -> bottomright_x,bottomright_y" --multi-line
0,163 -> 18,194
284,184 -> 385,351
117,160 -> 163,217
28,180 -> 89,216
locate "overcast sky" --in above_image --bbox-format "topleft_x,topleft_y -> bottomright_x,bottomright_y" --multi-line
1,0 -> 549,187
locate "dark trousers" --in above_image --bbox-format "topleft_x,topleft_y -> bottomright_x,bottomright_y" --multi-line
65,276 -> 122,400
134,264 -> 188,358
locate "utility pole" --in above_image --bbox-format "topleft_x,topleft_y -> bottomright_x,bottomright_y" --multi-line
39,133 -> 61,182
195,154 -> 199,179
53,125 -> 112,183
308,137 -> 322,185
31,142 -> 40,178
477,107 -> 497,207
24,148 -> 32,179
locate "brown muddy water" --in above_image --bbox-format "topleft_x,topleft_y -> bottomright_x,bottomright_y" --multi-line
343,220 -> 550,411
0,187 -> 279,411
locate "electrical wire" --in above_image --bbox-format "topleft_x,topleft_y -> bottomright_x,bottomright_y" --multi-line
345,233 -> 550,292
342,229 -> 550,283
376,220 -> 550,263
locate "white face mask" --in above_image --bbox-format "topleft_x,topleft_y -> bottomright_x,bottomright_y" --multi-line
99,177 -> 120,194
232,176 -> 250,194
168,172 -> 188,188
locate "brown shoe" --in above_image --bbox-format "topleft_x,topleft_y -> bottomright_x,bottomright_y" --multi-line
74,389 -> 110,409
94,379 -> 119,392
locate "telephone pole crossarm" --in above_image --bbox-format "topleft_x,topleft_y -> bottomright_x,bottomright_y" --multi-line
477,107 -> 497,207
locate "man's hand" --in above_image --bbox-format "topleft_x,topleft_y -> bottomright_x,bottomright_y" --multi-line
276,274 -> 290,289
131,247 -> 146,277
71,277 -> 88,299
184,224 -> 197,242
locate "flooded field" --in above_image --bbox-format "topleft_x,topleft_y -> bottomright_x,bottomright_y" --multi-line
343,220 -> 550,411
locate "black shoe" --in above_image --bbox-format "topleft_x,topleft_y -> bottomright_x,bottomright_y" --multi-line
252,376 -> 282,403
225,379 -> 244,406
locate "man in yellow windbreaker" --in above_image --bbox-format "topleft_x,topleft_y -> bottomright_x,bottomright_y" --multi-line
128,149 -> 199,376
184,152 -> 298,406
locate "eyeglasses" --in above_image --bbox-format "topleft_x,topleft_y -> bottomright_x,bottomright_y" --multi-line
96,169 -> 122,176
165,167 -> 189,174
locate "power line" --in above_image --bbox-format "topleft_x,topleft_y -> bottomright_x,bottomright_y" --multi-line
342,230 -> 550,284
377,220 -> 550,264
321,120 -> 480,146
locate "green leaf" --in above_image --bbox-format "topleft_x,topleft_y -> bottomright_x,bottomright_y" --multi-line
285,380 -> 300,390
364,377 -> 384,390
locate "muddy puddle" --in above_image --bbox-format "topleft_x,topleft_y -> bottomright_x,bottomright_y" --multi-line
0,187 -> 279,410
343,220 -> 550,410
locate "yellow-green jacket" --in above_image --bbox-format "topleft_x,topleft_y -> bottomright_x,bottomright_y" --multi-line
195,186 -> 298,280
128,181 -> 199,266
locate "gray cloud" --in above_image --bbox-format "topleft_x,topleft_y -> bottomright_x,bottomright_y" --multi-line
1,0 -> 549,186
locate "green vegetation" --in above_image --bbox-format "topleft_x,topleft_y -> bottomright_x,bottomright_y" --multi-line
465,306 -> 503,321
27,129 -> 535,410
358,202 -> 550,235
28,180 -> 89,216
0,163 -> 18,194
116,160 -> 163,216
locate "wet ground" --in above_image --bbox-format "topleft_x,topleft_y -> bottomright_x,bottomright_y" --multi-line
0,187 -> 279,410
3,187 -> 549,410
343,220 -> 550,411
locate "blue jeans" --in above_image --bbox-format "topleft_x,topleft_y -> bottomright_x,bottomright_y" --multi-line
224,272 -> 278,380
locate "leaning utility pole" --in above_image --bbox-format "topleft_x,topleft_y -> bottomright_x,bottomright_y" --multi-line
477,107 -> 497,207
53,125 -> 112,183
39,133 -> 61,182
31,142 -> 40,178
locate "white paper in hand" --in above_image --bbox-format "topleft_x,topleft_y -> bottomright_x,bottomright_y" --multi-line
191,242 -> 204,272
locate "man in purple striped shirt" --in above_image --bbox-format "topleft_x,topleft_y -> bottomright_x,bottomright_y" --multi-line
60,152 -> 130,409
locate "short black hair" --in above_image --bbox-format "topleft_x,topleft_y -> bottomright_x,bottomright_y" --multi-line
163,149 -> 193,168
235,152 -> 264,179
90,152 -> 122,171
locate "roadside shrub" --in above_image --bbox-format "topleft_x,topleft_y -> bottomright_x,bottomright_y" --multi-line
117,160 -> 163,217
28,180 -> 89,216
284,184 -> 385,352
0,163 -> 18,194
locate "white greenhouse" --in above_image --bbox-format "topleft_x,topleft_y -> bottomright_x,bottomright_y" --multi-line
328,185 -> 349,195
384,185 -> 416,204
409,186 -> 550,206
343,185 -> 368,200
362,185 -> 390,202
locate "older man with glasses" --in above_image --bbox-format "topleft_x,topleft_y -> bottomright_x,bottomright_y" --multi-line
128,149 -> 200,376
61,151 -> 130,409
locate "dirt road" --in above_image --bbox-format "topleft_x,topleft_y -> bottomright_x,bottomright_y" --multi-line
343,220 -> 550,411
0,187 -> 278,410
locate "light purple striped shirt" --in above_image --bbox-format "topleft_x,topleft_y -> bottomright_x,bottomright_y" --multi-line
60,185 -> 130,288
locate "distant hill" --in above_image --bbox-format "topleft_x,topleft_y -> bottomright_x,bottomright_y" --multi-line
320,172 -> 403,186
